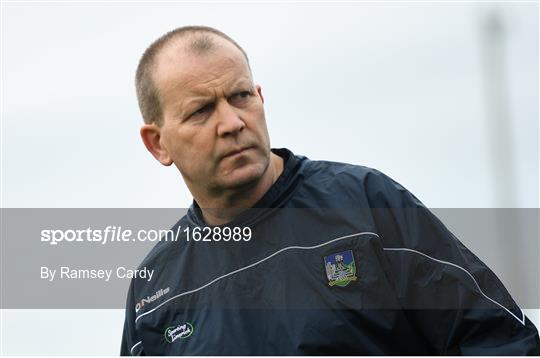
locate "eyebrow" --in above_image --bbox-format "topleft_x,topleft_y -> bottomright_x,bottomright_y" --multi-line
179,79 -> 254,116
189,78 -> 253,97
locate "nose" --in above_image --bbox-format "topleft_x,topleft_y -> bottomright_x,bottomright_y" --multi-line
216,101 -> 245,137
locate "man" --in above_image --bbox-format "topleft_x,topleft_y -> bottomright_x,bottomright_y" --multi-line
121,26 -> 540,355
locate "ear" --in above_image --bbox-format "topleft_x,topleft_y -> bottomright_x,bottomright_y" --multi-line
140,124 -> 173,166
256,85 -> 264,104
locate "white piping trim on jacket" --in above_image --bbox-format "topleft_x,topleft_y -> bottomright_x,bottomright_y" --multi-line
134,231 -> 379,323
130,340 -> 142,355
383,247 -> 525,326
132,232 -> 526,328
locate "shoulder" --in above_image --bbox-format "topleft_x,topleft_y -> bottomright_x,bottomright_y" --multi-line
137,215 -> 189,270
301,157 -> 420,206
126,215 -> 191,306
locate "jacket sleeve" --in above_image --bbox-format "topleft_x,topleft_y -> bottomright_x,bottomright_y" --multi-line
365,169 -> 540,355
120,279 -> 145,356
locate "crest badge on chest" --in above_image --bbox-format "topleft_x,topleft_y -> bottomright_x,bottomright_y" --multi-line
324,249 -> 357,287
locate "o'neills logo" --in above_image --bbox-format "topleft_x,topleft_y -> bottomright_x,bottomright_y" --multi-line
135,287 -> 170,313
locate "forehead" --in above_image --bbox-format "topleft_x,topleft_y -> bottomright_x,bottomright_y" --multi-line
152,36 -> 252,98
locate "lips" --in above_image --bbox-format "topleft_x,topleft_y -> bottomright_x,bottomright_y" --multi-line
223,146 -> 252,158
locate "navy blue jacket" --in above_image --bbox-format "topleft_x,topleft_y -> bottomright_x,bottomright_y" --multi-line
121,148 -> 540,355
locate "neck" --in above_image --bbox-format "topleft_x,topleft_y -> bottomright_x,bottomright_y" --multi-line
195,152 -> 284,225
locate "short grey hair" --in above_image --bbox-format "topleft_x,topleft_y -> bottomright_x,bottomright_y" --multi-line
135,26 -> 250,125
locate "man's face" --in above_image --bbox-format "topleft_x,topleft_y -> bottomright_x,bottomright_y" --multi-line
152,37 -> 272,196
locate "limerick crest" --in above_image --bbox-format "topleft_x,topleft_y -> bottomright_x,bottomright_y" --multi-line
324,250 -> 357,287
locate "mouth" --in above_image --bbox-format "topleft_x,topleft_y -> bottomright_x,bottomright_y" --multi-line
222,146 -> 253,159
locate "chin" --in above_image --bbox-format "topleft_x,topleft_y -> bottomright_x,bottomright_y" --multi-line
218,162 -> 268,190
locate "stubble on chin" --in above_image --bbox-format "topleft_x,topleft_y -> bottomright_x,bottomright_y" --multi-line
214,151 -> 270,190
219,161 -> 267,189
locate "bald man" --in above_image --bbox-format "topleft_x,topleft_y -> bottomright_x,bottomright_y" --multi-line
121,26 -> 540,355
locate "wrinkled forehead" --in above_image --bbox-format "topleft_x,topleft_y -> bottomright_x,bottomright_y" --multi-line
152,35 -> 252,97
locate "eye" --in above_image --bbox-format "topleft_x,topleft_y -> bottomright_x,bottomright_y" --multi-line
229,90 -> 253,106
188,103 -> 213,120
